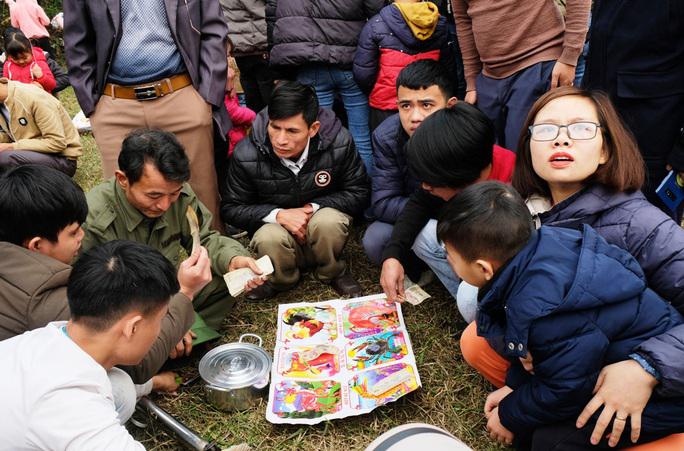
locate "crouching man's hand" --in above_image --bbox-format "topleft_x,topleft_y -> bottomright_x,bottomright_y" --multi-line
228,256 -> 265,293
487,407 -> 515,446
380,258 -> 405,302
169,330 -> 196,359
276,205 -> 313,244
178,246 -> 212,300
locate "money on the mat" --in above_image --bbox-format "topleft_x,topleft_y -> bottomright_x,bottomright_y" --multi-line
185,206 -> 201,255
400,277 -> 431,306
403,284 -> 431,305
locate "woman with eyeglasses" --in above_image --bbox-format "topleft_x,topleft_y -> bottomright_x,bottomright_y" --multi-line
460,86 -> 684,450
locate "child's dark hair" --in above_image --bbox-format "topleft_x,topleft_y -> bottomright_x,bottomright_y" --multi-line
3,28 -> 32,60
437,181 -> 533,263
396,59 -> 454,99
268,81 -> 319,126
68,240 -> 179,332
118,129 -> 191,185
407,103 -> 495,188
0,165 -> 88,245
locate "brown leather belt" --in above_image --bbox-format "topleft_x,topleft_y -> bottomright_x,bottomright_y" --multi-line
103,73 -> 192,101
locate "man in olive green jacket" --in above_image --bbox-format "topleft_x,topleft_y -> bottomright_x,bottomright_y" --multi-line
82,129 -> 263,332
0,78 -> 82,176
0,165 -> 211,384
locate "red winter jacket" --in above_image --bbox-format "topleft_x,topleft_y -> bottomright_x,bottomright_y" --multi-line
353,3 -> 448,111
3,47 -> 56,93
224,93 -> 256,156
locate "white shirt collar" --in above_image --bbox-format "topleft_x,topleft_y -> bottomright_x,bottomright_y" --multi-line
278,138 -> 310,174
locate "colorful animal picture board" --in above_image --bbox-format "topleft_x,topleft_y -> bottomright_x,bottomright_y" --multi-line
342,298 -> 401,339
267,294 -> 421,425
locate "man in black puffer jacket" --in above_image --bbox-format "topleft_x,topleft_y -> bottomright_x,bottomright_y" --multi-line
221,81 -> 370,300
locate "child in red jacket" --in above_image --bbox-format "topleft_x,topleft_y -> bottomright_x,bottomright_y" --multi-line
225,41 -> 256,157
2,30 -> 55,93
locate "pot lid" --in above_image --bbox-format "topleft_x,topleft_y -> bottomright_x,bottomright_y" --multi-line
199,335 -> 272,389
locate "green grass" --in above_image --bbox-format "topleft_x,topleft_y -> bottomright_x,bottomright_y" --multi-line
58,87 -> 505,450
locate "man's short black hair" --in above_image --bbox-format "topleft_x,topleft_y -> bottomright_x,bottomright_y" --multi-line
268,81 -> 319,126
0,165 -> 88,245
68,240 -> 179,332
396,60 -> 454,99
118,129 -> 191,185
437,181 -> 532,263
407,104 -> 495,188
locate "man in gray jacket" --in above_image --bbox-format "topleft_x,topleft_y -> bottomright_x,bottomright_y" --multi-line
220,0 -> 273,113
266,0 -> 384,175
63,0 -> 229,231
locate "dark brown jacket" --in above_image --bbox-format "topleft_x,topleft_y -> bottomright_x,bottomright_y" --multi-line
0,242 -> 195,383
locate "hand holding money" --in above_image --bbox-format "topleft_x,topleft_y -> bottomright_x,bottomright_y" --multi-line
224,255 -> 273,297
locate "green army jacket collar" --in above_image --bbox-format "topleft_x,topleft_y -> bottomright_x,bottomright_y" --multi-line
113,180 -> 170,234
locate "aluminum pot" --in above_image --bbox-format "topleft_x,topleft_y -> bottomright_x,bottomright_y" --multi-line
198,333 -> 272,412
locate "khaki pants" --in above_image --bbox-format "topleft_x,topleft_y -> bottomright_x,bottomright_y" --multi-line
89,85 -> 222,232
250,208 -> 351,290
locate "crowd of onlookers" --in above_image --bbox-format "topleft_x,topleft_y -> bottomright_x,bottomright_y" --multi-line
0,0 -> 683,450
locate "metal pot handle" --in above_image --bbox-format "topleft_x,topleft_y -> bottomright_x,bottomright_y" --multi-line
238,333 -> 263,348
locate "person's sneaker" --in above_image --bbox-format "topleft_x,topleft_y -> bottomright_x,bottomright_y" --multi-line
416,269 -> 435,288
245,282 -> 279,301
224,223 -> 247,239
329,273 -> 363,298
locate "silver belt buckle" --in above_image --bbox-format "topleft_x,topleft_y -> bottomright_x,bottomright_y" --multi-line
133,84 -> 160,101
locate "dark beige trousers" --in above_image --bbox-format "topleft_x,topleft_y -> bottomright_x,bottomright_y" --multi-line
249,207 -> 351,290
89,85 -> 222,231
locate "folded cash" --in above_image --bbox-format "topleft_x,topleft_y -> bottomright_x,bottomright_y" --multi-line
400,277 -> 431,306
185,206 -> 201,255
223,255 -> 274,297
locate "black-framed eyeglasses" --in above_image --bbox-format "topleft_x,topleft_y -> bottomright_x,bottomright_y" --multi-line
528,122 -> 601,141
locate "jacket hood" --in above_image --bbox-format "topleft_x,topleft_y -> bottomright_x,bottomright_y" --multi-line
478,225 -> 648,358
250,107 -> 342,158
380,3 -> 446,47
538,184 -> 645,229
393,2 -> 440,40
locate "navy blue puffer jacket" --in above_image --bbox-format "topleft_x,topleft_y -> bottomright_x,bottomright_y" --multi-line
534,184 -> 684,396
477,225 -> 682,436
369,114 -> 419,223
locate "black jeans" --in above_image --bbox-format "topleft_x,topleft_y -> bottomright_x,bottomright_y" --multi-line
518,398 -> 684,451
30,37 -> 55,60
235,54 -> 274,113
0,150 -> 76,176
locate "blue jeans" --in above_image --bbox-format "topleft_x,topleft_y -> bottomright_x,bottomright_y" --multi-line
297,64 -> 373,175
411,220 -> 477,323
